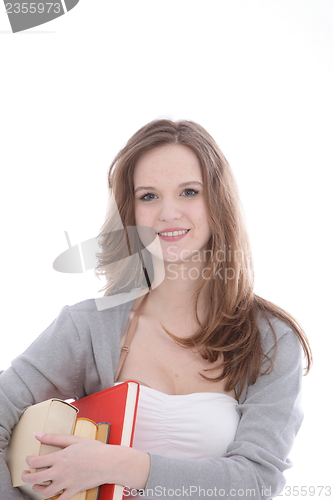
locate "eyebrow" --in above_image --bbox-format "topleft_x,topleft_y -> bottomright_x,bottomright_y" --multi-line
134,181 -> 203,194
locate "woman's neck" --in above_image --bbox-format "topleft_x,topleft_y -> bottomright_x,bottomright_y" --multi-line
147,259 -> 206,319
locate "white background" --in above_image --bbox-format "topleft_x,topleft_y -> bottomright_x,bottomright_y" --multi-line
1,1 -> 332,498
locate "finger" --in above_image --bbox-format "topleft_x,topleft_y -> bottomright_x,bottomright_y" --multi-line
26,453 -> 54,469
32,481 -> 78,500
32,482 -> 64,498
33,432 -> 80,447
22,468 -> 52,486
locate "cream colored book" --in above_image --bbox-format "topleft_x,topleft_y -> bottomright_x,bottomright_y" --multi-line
6,399 -> 110,500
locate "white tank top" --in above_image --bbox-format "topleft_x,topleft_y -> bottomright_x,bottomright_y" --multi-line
132,384 -> 239,459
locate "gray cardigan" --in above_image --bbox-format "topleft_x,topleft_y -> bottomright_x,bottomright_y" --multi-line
0,298 -> 304,500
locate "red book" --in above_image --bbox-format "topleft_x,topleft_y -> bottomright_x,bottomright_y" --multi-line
72,381 -> 140,500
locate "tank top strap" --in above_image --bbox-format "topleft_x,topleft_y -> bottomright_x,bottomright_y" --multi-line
115,293 -> 149,382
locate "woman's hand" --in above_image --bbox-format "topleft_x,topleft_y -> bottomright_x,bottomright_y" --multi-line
21,433 -> 150,500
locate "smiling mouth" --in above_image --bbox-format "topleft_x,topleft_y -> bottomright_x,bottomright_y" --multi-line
158,229 -> 190,237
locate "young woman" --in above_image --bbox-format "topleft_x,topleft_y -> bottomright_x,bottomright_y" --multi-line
0,119 -> 312,500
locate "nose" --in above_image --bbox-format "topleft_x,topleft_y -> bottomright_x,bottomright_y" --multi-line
158,198 -> 182,222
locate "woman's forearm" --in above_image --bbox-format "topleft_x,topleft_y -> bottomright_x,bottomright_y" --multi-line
106,445 -> 150,490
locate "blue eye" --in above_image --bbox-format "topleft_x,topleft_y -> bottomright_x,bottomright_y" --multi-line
182,188 -> 199,196
140,193 -> 157,201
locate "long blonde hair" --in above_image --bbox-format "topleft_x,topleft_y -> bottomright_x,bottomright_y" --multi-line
95,119 -> 312,397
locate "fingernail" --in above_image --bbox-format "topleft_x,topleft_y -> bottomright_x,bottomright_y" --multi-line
33,432 -> 45,437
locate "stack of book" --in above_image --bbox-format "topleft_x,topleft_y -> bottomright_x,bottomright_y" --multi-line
6,381 -> 140,500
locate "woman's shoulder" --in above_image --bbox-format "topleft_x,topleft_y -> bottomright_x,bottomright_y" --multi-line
236,309 -> 304,404
65,296 -> 133,323
257,308 -> 302,356
66,286 -> 148,314
59,295 -> 135,347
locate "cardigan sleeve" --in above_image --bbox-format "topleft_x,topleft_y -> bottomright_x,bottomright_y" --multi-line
144,322 -> 304,500
0,305 -> 87,499
0,297 -> 130,500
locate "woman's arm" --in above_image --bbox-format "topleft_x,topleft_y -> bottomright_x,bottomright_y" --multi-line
0,303 -> 95,499
0,298 -> 135,499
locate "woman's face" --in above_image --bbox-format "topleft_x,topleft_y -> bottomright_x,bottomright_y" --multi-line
133,144 -> 211,264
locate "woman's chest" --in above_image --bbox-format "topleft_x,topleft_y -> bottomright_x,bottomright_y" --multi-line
118,314 -> 235,398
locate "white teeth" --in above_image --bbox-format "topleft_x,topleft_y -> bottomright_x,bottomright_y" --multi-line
159,230 -> 189,237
